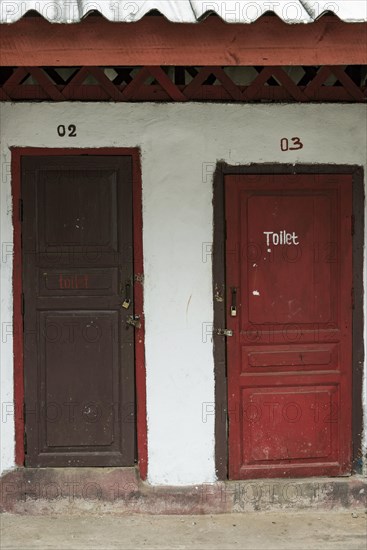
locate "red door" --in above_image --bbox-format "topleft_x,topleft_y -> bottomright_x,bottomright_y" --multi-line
225,174 -> 353,479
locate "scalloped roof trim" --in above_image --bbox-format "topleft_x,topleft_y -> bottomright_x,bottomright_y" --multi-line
0,0 -> 366,24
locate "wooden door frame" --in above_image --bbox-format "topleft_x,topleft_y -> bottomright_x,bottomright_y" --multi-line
11,147 -> 148,479
213,163 -> 365,480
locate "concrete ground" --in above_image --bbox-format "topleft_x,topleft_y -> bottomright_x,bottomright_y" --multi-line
0,511 -> 366,550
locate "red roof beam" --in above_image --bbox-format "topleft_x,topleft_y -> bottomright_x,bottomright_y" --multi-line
1,16 -> 366,67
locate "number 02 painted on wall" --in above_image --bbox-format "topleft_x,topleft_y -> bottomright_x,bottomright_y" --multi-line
280,137 -> 303,151
57,124 -> 77,137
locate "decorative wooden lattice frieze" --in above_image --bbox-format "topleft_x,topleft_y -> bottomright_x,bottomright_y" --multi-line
0,66 -> 366,102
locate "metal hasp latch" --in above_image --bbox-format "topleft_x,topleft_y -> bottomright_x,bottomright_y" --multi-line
126,315 -> 141,329
215,328 -> 233,337
121,280 -> 131,309
230,287 -> 237,317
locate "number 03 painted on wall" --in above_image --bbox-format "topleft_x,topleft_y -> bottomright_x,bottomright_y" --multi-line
280,137 -> 304,151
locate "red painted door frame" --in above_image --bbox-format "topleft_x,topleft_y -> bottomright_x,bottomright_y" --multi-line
11,147 -> 147,479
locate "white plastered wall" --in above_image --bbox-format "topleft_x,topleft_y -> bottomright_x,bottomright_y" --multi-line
0,103 -> 366,484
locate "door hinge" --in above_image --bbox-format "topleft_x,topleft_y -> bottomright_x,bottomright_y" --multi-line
19,198 -> 23,222
351,215 -> 355,236
21,292 -> 25,316
351,287 -> 355,310
214,328 -> 233,337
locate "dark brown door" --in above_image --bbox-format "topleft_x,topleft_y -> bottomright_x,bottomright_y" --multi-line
22,156 -> 136,467
225,174 -> 353,479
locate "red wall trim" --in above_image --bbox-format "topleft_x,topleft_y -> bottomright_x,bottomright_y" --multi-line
1,16 -> 366,67
11,147 -> 148,480
11,150 -> 24,467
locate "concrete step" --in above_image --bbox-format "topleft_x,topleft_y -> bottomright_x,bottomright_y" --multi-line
1,468 -> 366,514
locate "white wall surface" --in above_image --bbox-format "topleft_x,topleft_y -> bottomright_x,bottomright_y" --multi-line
0,103 -> 366,484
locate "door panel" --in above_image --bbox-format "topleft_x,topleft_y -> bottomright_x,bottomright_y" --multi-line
22,156 -> 135,467
225,174 -> 352,479
40,311 -> 118,449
